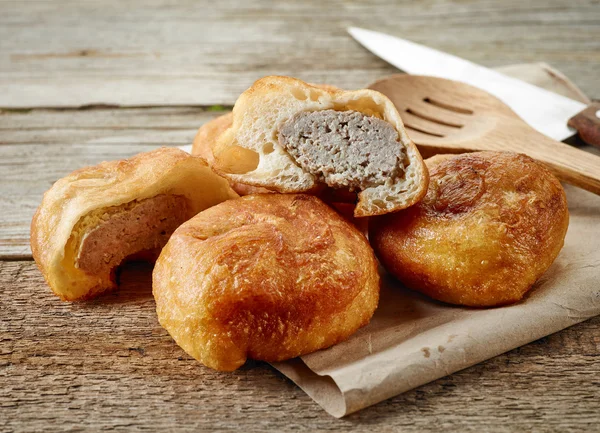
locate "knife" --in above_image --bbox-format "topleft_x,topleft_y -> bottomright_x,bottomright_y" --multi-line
348,27 -> 600,147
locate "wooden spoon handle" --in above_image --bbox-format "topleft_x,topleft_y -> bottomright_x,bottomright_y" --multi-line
524,136 -> 600,195
567,102 -> 600,149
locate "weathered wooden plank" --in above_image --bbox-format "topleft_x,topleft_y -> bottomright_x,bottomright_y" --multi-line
0,107 -> 228,258
1,0 -> 598,107
1,260 -> 598,431
0,107 -> 227,130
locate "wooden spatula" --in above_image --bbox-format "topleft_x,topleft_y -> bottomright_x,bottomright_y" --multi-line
369,75 -> 600,195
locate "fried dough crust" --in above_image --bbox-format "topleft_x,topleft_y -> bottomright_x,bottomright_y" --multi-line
211,76 -> 428,216
369,152 -> 569,307
191,83 -> 344,196
153,194 -> 380,371
31,148 -> 237,301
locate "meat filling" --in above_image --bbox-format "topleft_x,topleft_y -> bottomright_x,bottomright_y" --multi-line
278,110 -> 404,190
76,194 -> 191,276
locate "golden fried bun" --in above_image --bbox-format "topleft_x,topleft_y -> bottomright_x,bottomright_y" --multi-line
369,152 -> 569,307
153,194 -> 380,371
192,115 -> 363,204
192,84 -> 344,165
191,113 -> 271,196
31,148 -> 238,301
211,76 -> 428,217
192,85 -> 345,196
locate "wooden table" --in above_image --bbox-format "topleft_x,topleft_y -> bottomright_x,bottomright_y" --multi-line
1,1 -> 599,431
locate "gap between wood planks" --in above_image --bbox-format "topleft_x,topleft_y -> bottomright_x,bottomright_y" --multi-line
0,104 -> 233,114
0,255 -> 34,261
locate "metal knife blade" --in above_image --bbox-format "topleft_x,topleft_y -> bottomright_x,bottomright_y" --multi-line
348,27 -> 586,142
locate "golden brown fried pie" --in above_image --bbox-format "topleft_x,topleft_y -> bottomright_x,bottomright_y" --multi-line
31,148 -> 237,301
369,152 -> 569,307
211,76 -> 428,217
191,82 -> 345,196
152,194 -> 380,371
190,112 -> 364,210
192,113 -> 361,213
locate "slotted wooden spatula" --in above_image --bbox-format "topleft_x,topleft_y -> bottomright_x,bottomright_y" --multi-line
369,75 -> 600,195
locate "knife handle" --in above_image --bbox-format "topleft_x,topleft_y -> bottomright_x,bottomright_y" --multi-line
567,101 -> 600,148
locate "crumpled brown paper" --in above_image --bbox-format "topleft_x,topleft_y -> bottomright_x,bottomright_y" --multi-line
271,63 -> 600,417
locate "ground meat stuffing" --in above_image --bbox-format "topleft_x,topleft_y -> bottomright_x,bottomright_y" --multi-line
278,109 -> 404,190
76,194 -> 191,276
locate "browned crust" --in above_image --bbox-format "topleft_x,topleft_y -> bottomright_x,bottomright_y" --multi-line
152,194 -> 380,371
369,151 -> 569,307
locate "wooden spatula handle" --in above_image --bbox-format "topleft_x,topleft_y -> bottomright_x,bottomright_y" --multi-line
568,102 -> 600,149
524,137 -> 600,195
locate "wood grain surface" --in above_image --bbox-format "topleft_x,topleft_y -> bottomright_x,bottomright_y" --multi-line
2,0 -> 600,430
1,261 -> 599,432
1,0 -> 599,107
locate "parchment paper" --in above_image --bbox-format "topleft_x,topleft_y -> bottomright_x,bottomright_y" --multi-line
271,64 -> 600,417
